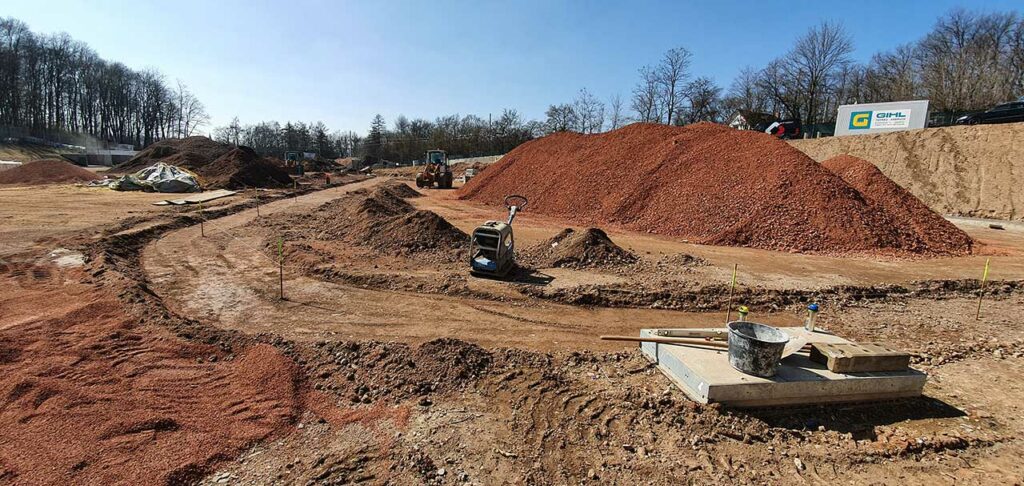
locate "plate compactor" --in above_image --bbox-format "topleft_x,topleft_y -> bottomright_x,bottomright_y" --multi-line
470,195 -> 527,278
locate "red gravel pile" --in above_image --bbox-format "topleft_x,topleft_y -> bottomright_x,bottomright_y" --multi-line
459,122 -> 964,255
201,147 -> 293,189
525,228 -> 638,268
0,159 -> 100,185
0,289 -> 302,484
115,136 -> 232,173
822,155 -> 972,255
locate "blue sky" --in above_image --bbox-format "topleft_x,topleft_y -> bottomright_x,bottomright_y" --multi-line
6,1 -> 1021,133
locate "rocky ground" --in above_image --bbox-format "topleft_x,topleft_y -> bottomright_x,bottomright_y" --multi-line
2,178 -> 1024,484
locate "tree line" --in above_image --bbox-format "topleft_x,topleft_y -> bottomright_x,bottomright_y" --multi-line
0,17 -> 208,148
542,8 -> 1024,137
213,109 -> 539,164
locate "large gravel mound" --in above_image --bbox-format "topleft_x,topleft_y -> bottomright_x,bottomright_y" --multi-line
459,122 -> 962,256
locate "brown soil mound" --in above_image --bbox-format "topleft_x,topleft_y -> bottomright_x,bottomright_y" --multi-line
0,159 -> 100,186
115,136 -> 232,173
822,155 -> 973,255
259,186 -> 466,258
201,147 -> 293,189
378,179 -> 422,198
459,122 -> 963,256
525,228 -> 638,268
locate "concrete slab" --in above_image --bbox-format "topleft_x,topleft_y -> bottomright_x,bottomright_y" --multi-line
639,327 -> 926,407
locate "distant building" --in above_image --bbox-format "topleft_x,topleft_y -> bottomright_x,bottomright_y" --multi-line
728,110 -> 778,131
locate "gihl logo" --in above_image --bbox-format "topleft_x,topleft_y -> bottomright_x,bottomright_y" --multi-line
875,111 -> 907,119
849,111 -> 872,129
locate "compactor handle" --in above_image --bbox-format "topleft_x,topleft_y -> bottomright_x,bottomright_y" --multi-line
504,195 -> 527,225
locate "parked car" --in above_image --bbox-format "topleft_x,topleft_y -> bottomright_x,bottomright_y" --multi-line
955,101 -> 1024,125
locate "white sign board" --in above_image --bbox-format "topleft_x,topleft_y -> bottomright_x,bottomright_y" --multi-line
835,100 -> 929,136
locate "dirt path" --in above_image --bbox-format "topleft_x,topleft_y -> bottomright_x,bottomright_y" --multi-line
144,178 -> 802,351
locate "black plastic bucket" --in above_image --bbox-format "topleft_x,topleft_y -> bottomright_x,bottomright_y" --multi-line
726,321 -> 790,378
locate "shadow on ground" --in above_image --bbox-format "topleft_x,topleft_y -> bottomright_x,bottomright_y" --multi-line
739,396 -> 965,440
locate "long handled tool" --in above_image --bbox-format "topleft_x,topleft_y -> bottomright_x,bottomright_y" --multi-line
600,335 -> 812,357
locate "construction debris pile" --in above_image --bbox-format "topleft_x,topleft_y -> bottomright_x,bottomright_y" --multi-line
108,162 -> 201,193
115,137 -> 292,189
0,159 -> 100,186
822,155 -> 973,255
459,123 -> 973,256
523,228 -> 638,269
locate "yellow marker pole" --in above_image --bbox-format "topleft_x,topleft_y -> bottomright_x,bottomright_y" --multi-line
725,264 -> 738,323
278,237 -> 285,300
976,258 -> 991,320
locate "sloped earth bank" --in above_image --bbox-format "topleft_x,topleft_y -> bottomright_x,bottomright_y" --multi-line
791,122 -> 1024,221
2,178 -> 1024,483
459,122 -> 972,256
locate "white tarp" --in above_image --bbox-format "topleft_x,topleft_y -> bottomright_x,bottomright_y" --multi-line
110,163 -> 201,193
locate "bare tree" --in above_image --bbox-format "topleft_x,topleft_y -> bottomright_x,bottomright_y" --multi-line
724,66 -> 770,113
787,21 -> 853,135
174,80 -> 208,137
544,103 -> 577,133
681,76 -> 724,124
916,9 -> 1023,112
630,65 -> 661,122
573,88 -> 605,133
607,93 -> 625,130
863,44 -> 920,102
655,47 -> 693,125
227,116 -> 241,146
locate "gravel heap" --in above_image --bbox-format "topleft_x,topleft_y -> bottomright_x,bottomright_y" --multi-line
524,228 -> 638,268
822,155 -> 972,255
459,122 -> 969,256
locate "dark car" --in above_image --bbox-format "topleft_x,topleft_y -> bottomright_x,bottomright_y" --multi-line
955,101 -> 1024,125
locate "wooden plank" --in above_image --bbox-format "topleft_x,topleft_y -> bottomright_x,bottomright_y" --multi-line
152,189 -> 237,206
809,343 -> 911,373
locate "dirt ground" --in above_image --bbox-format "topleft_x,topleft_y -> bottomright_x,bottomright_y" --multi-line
3,177 -> 1024,484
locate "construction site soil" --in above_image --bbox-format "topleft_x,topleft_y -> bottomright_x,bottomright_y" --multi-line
459,122 -> 973,257
0,159 -> 101,186
115,136 -> 232,174
4,173 -> 1024,484
201,147 -> 293,189
522,227 -> 639,269
792,122 -> 1024,221
823,155 -> 974,255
